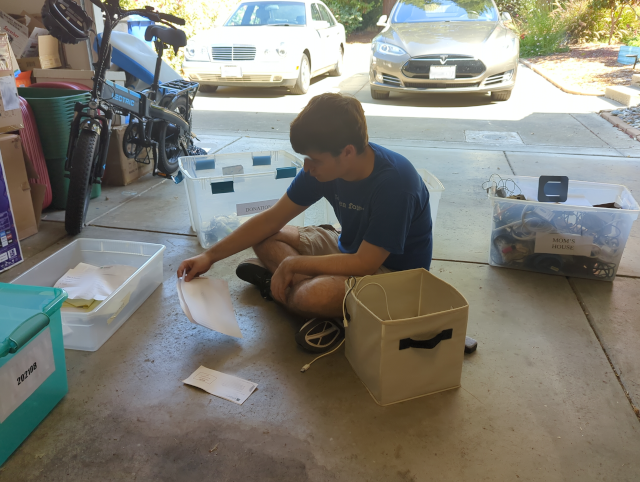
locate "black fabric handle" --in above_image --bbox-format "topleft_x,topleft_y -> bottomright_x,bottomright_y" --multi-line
399,329 -> 453,350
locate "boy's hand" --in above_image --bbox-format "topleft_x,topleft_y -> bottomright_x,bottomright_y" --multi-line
177,253 -> 213,281
271,257 -> 295,304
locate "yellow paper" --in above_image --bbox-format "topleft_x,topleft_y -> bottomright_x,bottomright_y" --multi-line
63,299 -> 102,311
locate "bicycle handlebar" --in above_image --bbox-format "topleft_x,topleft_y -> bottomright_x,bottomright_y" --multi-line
87,1 -> 185,27
157,13 -> 186,26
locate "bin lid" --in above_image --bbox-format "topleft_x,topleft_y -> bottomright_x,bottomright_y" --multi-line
0,284 -> 67,340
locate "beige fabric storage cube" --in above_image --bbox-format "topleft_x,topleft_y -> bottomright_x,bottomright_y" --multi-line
344,268 -> 469,406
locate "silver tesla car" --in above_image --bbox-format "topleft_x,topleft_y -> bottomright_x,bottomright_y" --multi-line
369,0 -> 518,101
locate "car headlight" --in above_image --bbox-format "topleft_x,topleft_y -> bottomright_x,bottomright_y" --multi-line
265,42 -> 288,58
185,44 -> 209,61
374,41 -> 407,56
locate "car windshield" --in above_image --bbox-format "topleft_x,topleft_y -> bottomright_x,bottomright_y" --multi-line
225,2 -> 307,26
391,0 -> 498,23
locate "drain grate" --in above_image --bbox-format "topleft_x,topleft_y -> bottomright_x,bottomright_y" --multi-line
465,130 -> 523,145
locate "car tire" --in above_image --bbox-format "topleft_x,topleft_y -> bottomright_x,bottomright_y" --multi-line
199,85 -> 218,93
371,88 -> 390,100
290,54 -> 311,95
329,47 -> 343,77
491,90 -> 512,101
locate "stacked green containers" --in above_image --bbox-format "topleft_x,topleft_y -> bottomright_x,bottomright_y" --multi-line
0,284 -> 68,466
18,88 -> 100,210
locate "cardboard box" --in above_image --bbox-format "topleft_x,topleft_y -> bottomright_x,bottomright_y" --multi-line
0,134 -> 37,240
32,68 -> 126,88
0,34 -> 24,134
0,147 -> 24,273
16,35 -> 61,70
0,11 -> 28,58
102,126 -> 153,186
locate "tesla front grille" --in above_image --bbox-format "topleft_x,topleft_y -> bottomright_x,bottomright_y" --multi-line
484,72 -> 506,86
403,55 -> 486,78
403,82 -> 480,89
211,46 -> 257,61
382,74 -> 402,86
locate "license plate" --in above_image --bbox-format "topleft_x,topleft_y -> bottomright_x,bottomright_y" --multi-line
429,65 -> 456,80
221,66 -> 242,78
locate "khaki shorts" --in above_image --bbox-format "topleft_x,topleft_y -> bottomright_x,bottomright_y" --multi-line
297,225 -> 393,275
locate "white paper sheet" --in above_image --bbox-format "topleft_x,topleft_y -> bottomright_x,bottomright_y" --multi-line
176,276 -> 242,338
0,76 -> 20,111
183,365 -> 257,405
54,262 -> 138,301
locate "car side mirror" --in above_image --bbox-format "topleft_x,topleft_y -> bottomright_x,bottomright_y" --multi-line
377,15 -> 388,27
501,12 -> 512,22
315,20 -> 330,29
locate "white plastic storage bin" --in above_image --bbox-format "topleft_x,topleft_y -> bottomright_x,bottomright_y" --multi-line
488,177 -> 639,281
180,150 -> 305,248
180,150 -> 445,248
12,239 -> 165,351
418,169 -> 444,233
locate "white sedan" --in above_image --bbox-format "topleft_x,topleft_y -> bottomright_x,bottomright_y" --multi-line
182,0 -> 346,95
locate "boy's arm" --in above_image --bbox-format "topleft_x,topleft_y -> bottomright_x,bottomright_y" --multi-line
177,194 -> 307,280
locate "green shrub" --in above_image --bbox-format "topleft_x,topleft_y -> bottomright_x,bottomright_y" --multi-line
326,0 -> 377,34
326,1 -> 364,33
360,0 -> 383,31
517,0 -> 569,57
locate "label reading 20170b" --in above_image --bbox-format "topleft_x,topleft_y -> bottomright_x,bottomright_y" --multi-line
0,327 -> 55,424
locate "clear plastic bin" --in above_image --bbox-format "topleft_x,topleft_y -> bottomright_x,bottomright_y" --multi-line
488,176 -> 639,281
11,239 -> 165,351
419,169 -> 445,233
180,151 -> 445,248
180,151 -> 305,248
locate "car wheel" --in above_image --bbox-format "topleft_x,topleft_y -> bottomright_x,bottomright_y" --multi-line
290,54 -> 311,95
491,90 -> 512,101
371,88 -> 390,100
199,84 -> 218,93
329,47 -> 343,77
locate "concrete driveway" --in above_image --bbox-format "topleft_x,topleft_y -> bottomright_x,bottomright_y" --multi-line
2,43 -> 639,481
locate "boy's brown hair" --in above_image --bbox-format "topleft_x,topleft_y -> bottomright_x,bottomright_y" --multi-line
290,93 -> 368,156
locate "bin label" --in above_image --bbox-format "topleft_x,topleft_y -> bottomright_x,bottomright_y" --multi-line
0,327 -> 55,424
237,199 -> 279,216
534,233 -> 594,257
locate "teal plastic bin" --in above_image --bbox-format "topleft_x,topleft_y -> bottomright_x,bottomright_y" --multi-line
0,284 -> 68,466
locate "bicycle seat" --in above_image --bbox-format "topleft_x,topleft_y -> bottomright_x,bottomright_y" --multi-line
145,25 -> 187,49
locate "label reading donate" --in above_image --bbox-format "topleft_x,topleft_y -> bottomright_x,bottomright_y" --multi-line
534,233 -> 594,257
237,199 -> 279,216
0,327 -> 56,423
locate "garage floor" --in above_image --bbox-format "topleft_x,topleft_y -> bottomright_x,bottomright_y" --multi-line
2,65 -> 640,481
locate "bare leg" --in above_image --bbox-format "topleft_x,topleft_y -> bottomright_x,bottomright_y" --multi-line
285,275 -> 347,318
252,226 -> 345,318
253,226 -> 310,285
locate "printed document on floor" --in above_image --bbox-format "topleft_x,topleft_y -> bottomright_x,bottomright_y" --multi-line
183,366 -> 257,405
177,275 -> 242,338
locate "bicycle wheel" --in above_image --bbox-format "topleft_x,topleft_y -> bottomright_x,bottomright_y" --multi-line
65,130 -> 100,236
156,96 -> 190,175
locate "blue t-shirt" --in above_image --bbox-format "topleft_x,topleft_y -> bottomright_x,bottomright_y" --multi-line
287,143 -> 432,271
